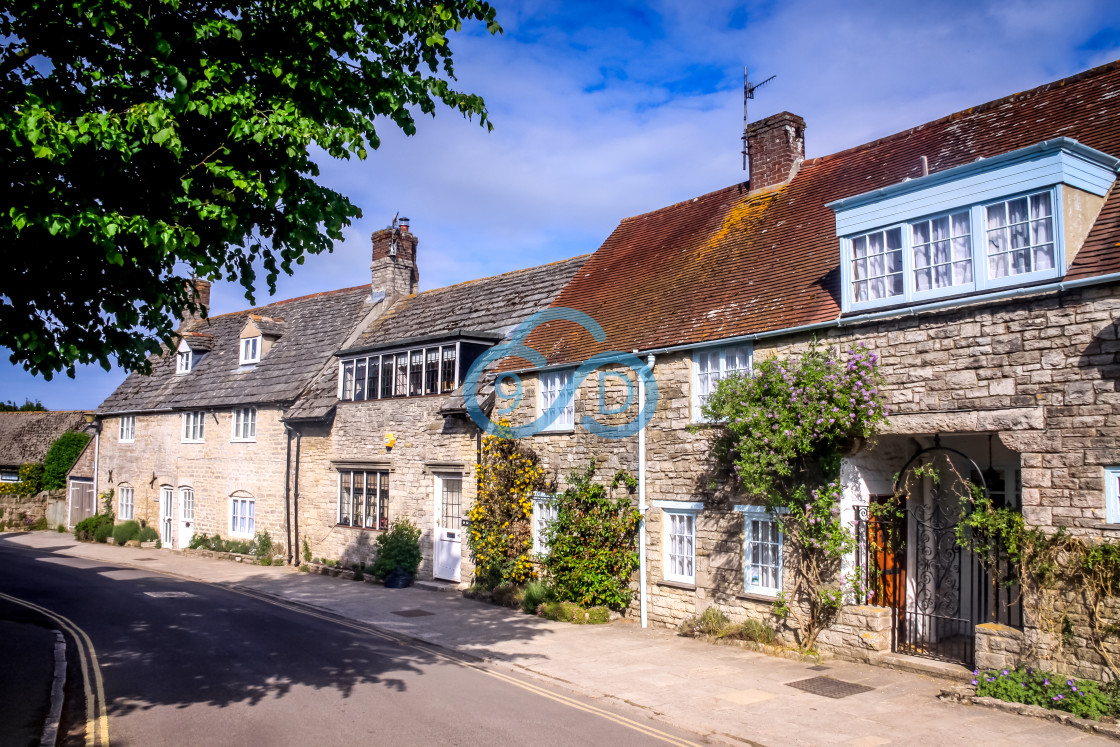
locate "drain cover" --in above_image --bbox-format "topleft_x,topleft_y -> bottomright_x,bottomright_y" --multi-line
391,609 -> 435,618
807,665 -> 830,671
785,676 -> 874,699
143,591 -> 196,598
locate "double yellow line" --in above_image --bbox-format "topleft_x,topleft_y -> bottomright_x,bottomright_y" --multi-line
230,586 -> 701,747
0,592 -> 109,747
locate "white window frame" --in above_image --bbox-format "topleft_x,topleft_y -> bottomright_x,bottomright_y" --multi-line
231,407 -> 257,442
336,470 -> 389,530
240,336 -> 261,365
118,415 -> 135,443
1106,467 -> 1120,525
841,186 -> 1065,313
532,492 -> 560,557
118,486 -> 135,520
654,500 -> 702,584
338,342 -> 462,402
735,505 -> 786,597
180,487 -> 194,521
230,497 -> 255,537
176,349 -> 193,374
692,344 -> 752,422
0,471 -> 18,483
181,411 -> 205,443
538,369 -> 575,432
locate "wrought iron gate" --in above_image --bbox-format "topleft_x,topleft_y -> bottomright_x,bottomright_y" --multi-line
853,443 -> 1022,667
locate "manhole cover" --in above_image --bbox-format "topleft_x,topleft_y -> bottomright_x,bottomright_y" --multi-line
807,665 -> 830,671
785,676 -> 874,699
143,591 -> 196,598
391,609 -> 435,618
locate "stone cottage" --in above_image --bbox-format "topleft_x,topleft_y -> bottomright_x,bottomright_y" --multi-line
492,59 -> 1120,676
0,409 -> 92,528
78,275 -> 381,556
284,222 -> 586,580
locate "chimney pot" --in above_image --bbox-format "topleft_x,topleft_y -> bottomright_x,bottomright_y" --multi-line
181,277 -> 211,326
746,111 -> 806,191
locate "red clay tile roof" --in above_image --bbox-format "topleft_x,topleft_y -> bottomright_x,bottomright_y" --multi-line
529,59 -> 1120,366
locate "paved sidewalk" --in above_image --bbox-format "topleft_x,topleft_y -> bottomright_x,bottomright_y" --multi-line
6,531 -> 1112,746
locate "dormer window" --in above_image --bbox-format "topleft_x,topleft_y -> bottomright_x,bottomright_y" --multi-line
240,336 -> 261,365
830,138 -> 1119,313
176,339 -> 197,374
338,335 -> 494,402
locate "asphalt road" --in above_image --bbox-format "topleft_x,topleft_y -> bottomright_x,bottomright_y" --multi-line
0,539 -> 703,746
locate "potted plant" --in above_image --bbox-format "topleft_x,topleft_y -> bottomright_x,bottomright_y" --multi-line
371,518 -> 423,588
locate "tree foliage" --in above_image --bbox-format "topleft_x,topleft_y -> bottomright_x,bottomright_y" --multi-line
1,0 -> 502,378
0,399 -> 46,411
41,430 -> 91,490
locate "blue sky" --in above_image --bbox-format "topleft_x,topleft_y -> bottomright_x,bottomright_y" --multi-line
5,0 -> 1120,410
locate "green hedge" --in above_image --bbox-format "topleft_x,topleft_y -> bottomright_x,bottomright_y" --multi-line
112,520 -> 141,545
43,432 -> 91,491
74,513 -> 114,542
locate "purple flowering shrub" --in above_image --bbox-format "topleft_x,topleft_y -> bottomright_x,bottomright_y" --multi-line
974,667 -> 1119,720
703,342 -> 889,649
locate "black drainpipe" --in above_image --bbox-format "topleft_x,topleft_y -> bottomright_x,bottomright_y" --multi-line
283,422 -> 293,565
293,428 -> 302,563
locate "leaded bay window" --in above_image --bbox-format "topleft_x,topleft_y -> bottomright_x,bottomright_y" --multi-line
831,139 -> 1120,313
912,210 -> 972,291
987,192 -> 1054,278
339,341 -> 472,401
851,227 -> 903,303
338,470 -> 389,530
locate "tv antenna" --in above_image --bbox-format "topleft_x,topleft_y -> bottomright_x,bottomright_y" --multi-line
741,67 -> 776,170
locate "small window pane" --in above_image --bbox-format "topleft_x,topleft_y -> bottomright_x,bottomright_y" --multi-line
441,346 -> 457,393
342,361 -> 355,400
354,358 -> 367,401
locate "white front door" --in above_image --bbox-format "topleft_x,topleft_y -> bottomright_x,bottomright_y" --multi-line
179,487 -> 194,549
433,474 -> 463,582
159,487 -> 174,548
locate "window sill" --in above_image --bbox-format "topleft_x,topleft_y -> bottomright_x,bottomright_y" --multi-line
535,428 -> 574,436
1098,524 -> 1120,531
737,591 -> 780,603
230,439 -> 257,444
657,579 -> 696,591
338,391 -> 459,403
335,523 -> 387,532
180,440 -> 205,445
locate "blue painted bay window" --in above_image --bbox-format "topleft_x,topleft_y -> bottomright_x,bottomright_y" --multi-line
830,138 -> 1119,313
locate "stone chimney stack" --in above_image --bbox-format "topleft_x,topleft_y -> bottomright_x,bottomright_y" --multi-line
181,277 -> 211,325
746,112 -> 806,191
370,217 -> 419,302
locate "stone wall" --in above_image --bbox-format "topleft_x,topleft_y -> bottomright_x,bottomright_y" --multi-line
293,395 -> 479,580
500,282 -> 1120,673
90,408 -> 291,555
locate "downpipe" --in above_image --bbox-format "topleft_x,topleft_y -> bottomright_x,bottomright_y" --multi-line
637,352 -> 655,629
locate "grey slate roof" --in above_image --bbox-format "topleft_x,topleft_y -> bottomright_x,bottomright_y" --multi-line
0,411 -> 91,468
286,255 -> 589,421
98,285 -> 375,414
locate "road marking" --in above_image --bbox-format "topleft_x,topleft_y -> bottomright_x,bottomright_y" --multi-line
0,592 -> 110,747
227,586 -> 702,747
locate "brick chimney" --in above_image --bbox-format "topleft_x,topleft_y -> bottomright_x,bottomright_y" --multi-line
370,217 -> 419,302
181,277 -> 211,325
746,112 -> 805,191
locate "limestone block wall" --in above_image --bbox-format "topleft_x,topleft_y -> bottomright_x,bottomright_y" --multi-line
500,282 -> 1120,673
294,396 -> 479,579
92,408 -> 290,554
